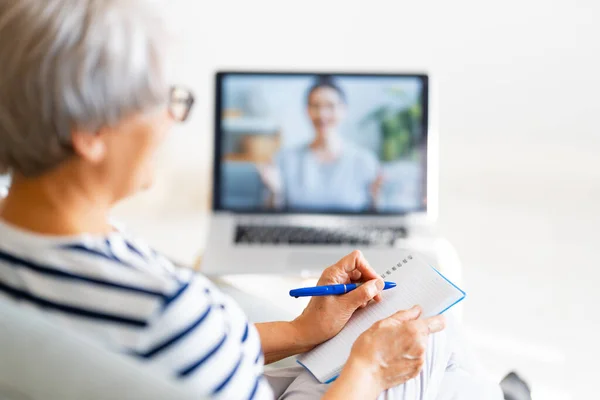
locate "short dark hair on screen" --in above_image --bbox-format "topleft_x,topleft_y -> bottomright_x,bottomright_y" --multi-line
306,75 -> 347,105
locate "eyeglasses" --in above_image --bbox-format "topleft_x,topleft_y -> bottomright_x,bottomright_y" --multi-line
168,86 -> 195,122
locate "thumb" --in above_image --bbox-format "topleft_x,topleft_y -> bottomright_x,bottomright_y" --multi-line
390,305 -> 422,322
346,279 -> 384,309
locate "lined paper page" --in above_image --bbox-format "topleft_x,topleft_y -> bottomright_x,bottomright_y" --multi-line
297,253 -> 465,383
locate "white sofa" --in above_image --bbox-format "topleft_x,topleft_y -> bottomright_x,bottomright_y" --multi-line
0,299 -> 201,400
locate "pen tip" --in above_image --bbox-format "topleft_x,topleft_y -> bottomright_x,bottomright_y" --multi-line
387,282 -> 397,289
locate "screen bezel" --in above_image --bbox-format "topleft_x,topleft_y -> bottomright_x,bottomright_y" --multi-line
213,71 -> 430,216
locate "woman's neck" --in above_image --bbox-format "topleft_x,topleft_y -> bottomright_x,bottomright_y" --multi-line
0,172 -> 113,236
310,131 -> 342,159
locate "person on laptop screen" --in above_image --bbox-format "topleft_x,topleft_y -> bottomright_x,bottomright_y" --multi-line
218,73 -> 427,214
260,76 -> 382,212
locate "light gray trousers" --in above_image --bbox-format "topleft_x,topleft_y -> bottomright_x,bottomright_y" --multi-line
264,316 -> 503,400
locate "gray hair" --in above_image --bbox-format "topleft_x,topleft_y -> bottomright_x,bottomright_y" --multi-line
0,0 -> 171,177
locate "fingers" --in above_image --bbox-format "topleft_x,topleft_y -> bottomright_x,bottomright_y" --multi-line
423,315 -> 446,334
344,279 -> 384,309
341,250 -> 380,281
256,165 -> 275,187
319,250 -> 379,285
388,308 -> 446,335
389,305 -> 422,322
405,314 -> 447,336
349,269 -> 362,281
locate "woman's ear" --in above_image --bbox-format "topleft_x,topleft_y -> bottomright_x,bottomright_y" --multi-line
71,130 -> 107,164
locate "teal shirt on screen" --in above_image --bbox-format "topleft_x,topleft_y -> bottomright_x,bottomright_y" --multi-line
277,143 -> 380,211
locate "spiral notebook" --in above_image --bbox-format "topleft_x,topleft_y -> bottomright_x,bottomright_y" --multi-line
296,252 -> 466,384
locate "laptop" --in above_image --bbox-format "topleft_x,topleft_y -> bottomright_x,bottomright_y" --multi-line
202,71 -> 438,276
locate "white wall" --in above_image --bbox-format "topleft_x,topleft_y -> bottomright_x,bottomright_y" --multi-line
113,1 -> 600,398
118,0 -> 598,209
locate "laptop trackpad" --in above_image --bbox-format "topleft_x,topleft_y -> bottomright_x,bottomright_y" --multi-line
286,252 -> 344,270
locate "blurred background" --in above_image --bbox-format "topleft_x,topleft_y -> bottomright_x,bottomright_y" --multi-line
105,0 -> 600,399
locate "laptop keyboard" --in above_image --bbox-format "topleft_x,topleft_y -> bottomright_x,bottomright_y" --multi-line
235,225 -> 407,246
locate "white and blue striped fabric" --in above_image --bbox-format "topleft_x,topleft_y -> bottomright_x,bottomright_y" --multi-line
0,220 -> 273,400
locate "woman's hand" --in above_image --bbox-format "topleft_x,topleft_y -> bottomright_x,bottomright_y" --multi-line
291,250 -> 385,348
370,172 -> 384,201
256,251 -> 383,364
350,306 -> 446,390
257,163 -> 283,208
323,306 -> 446,400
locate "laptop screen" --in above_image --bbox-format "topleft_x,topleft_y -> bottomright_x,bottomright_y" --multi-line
214,72 -> 429,215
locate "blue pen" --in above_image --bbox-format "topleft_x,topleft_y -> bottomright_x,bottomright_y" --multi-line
289,281 -> 396,298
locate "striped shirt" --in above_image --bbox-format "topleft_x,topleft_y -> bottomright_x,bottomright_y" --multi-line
0,220 -> 273,400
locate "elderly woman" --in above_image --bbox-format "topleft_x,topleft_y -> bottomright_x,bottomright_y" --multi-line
0,1 -> 503,399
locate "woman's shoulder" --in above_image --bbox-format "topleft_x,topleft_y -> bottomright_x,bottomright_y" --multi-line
0,220 -> 183,294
